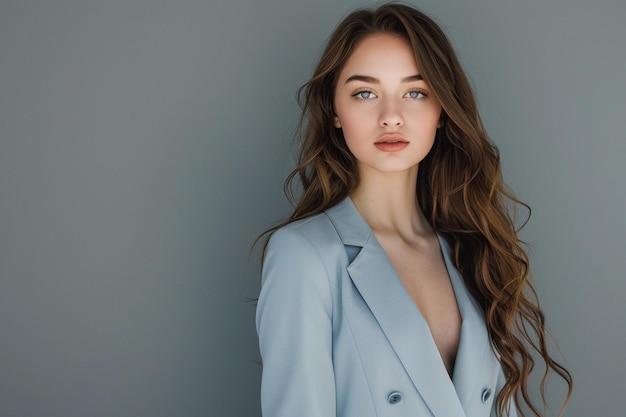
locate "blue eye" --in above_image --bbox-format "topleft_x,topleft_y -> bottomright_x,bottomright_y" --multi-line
353,91 -> 377,100
406,90 -> 426,99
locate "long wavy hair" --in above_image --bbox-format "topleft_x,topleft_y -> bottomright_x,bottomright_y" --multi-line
257,3 -> 572,416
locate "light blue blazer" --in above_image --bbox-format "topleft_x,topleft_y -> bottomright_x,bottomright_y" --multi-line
256,197 -> 517,417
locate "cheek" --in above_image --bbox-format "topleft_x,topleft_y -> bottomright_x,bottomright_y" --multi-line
412,107 -> 442,130
337,118 -> 364,151
339,118 -> 369,146
337,107 -> 374,133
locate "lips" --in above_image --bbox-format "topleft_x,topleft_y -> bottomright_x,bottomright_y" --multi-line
374,134 -> 409,152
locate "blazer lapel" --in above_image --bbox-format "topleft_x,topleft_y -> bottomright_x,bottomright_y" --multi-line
439,237 -> 500,412
326,199 -> 467,417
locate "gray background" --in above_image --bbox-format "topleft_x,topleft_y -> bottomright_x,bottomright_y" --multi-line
0,0 -> 623,416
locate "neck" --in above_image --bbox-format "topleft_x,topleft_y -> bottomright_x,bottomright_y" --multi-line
350,165 -> 431,237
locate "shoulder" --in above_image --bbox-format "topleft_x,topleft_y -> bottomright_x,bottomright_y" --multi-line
262,212 -> 348,289
258,214 -> 341,330
267,212 -> 342,260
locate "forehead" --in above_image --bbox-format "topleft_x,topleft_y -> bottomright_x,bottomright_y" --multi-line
339,33 -> 420,79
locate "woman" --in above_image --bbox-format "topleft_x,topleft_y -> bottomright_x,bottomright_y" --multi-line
255,3 -> 572,417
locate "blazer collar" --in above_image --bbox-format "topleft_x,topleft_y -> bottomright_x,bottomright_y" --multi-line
325,197 -> 499,417
324,197 -> 372,246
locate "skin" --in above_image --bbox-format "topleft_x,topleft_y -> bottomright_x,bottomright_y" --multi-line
333,33 -> 442,177
333,33 -> 462,376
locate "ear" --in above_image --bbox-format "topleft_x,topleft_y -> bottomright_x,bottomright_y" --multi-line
333,116 -> 342,128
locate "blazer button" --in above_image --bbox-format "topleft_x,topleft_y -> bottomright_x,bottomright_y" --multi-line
481,388 -> 492,403
387,391 -> 403,404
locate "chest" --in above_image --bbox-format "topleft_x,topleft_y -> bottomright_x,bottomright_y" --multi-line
375,234 -> 462,375
321,222 -> 502,417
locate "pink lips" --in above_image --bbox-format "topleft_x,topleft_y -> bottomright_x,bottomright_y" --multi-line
374,134 -> 409,152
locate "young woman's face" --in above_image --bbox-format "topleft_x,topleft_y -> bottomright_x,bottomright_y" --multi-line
333,33 -> 442,175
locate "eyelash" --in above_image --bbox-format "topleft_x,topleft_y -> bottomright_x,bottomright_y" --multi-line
405,89 -> 428,99
351,90 -> 377,100
351,89 -> 428,101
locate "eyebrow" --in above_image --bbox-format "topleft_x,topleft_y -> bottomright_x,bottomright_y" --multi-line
344,74 -> 423,84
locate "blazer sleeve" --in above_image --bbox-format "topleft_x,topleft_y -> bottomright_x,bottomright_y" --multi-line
256,227 -> 336,417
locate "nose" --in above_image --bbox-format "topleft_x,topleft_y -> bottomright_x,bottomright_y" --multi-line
378,99 -> 403,127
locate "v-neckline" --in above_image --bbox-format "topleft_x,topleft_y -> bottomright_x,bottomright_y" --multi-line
371,230 -> 464,378
327,197 -> 501,415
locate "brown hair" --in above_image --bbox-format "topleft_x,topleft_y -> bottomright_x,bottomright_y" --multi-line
258,3 -> 572,416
